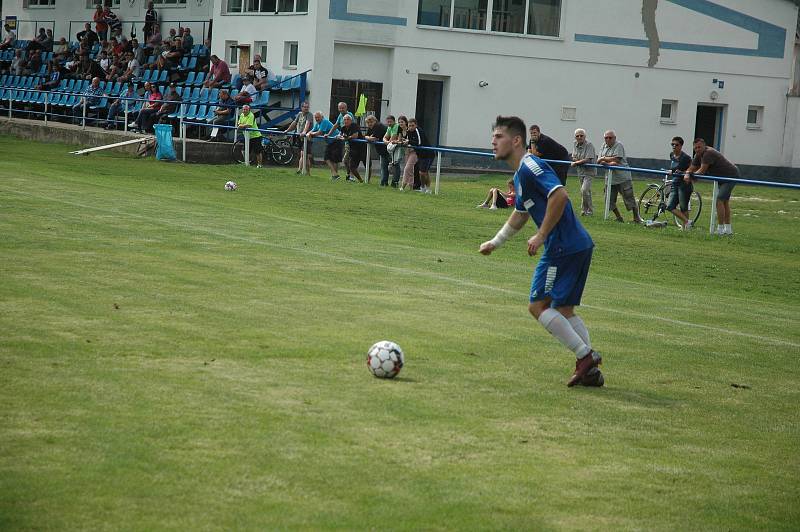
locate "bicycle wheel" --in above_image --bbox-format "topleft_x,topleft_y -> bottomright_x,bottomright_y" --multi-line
638,184 -> 664,221
232,140 -> 246,164
673,189 -> 703,227
270,141 -> 294,166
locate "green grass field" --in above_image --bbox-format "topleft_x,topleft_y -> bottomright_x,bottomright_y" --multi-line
1,134 -> 799,530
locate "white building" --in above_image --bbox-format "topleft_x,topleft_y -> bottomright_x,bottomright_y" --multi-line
4,0 -> 800,177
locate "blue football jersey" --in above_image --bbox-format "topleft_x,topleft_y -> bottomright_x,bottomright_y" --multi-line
514,154 -> 594,258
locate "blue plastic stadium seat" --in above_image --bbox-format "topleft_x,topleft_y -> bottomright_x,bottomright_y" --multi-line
157,70 -> 168,83
184,71 -> 196,86
193,72 -> 205,87
208,88 -> 219,103
197,87 -> 210,104
188,87 -> 200,103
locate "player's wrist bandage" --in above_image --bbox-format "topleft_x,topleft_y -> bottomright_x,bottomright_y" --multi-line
489,223 -> 519,248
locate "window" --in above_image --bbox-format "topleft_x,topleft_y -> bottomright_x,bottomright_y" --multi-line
560,106 -> 576,121
226,0 -> 308,13
284,41 -> 298,68
152,0 -> 187,5
254,41 -> 268,63
86,0 -> 120,7
660,99 -> 677,124
746,105 -> 763,130
418,0 -> 560,36
226,40 -> 238,66
26,0 -> 56,6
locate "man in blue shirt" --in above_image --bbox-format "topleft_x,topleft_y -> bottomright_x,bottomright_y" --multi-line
324,102 -> 355,181
307,111 -> 339,179
71,76 -> 105,125
480,116 -> 603,387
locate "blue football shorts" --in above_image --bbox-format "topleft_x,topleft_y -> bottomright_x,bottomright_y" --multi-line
530,247 -> 593,307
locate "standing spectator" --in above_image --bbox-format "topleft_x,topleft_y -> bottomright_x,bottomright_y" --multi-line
571,128 -> 597,216
529,125 -> 570,185
0,24 -> 16,51
365,115 -> 389,186
105,7 -> 122,38
129,82 -> 162,133
237,104 -> 263,168
339,114 -> 366,183
395,116 -> 414,191
181,28 -> 194,53
77,23 -> 99,47
325,101 -> 354,177
204,55 -> 231,89
685,138 -> 739,235
306,111 -> 339,180
94,5 -> 109,41
144,2 -> 158,42
665,136 -> 694,229
105,84 -> 135,130
71,76 -> 104,124
42,29 -> 54,52
596,130 -> 643,223
207,89 -> 234,141
407,118 -> 435,193
246,56 -> 269,91
234,76 -> 257,104
284,100 -> 314,173
382,115 -> 402,187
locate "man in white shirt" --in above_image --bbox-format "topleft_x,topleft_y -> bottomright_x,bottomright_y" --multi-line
234,76 -> 258,105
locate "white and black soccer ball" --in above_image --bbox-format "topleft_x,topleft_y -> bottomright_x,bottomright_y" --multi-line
367,340 -> 404,379
224,180 -> 238,191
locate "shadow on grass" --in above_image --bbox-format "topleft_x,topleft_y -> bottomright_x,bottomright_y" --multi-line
575,385 -> 683,409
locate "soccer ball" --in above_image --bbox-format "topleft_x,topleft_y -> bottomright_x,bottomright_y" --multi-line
367,341 -> 404,379
224,181 -> 237,191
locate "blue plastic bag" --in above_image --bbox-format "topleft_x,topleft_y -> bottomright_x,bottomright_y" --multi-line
154,124 -> 176,161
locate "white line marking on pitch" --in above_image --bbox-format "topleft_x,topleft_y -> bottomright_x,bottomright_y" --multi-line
7,189 -> 800,349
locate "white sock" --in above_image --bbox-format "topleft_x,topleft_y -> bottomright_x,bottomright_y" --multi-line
567,315 -> 591,348
725,224 -> 732,233
538,308 -> 591,359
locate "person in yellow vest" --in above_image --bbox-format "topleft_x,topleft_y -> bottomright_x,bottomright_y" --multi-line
237,104 -> 263,168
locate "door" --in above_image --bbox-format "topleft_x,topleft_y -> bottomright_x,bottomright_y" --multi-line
415,79 -> 444,146
329,79 -> 383,123
695,104 -> 725,149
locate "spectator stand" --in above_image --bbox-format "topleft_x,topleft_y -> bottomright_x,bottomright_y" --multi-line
255,70 -> 310,129
67,20 -> 211,44
8,20 -> 56,41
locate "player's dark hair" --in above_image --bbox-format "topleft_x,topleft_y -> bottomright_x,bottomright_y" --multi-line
386,114 -> 395,121
530,124 -> 540,131
494,115 -> 527,144
672,136 -> 684,146
693,137 -> 706,145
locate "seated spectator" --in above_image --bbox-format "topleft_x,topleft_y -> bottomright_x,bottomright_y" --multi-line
10,50 -> 24,76
28,28 -> 47,53
365,115 -> 389,186
155,83 -> 181,124
338,114 -> 366,183
64,54 -> 81,76
203,55 -> 231,89
129,81 -> 162,133
207,89 -> 234,141
246,56 -> 269,91
37,60 -> 63,91
117,52 -> 140,82
42,29 -> 54,53
146,24 -> 162,51
167,28 -> 178,44
24,50 -> 43,76
71,76 -> 104,124
477,179 -> 516,209
105,84 -> 135,130
80,55 -> 105,80
54,37 -> 69,57
98,50 -> 112,75
234,76 -> 257,104
77,23 -> 99,47
131,38 -> 145,65
181,27 -> 193,53
0,24 -> 16,51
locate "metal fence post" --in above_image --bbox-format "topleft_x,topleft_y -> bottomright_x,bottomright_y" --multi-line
709,180 -> 719,234
82,99 -> 87,130
182,122 -> 187,162
8,94 -> 12,118
365,142 -> 372,183
244,129 -> 250,166
604,168 -> 613,220
302,135 -> 308,175
435,151 -> 442,195
124,99 -> 128,132
44,92 -> 48,126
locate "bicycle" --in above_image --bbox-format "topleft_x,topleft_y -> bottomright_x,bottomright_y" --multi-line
232,133 -> 294,166
638,173 -> 702,227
